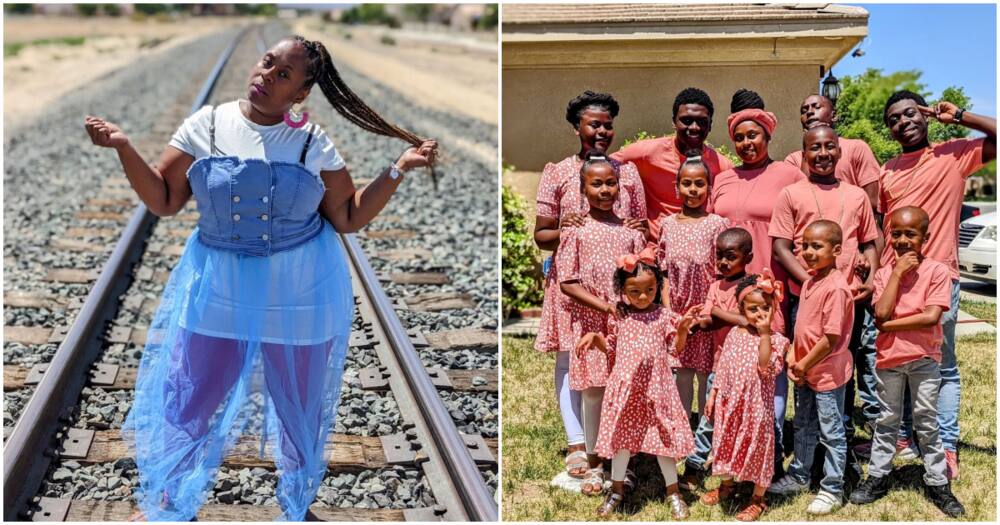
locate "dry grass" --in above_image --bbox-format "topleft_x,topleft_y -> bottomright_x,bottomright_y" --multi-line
501,333 -> 996,521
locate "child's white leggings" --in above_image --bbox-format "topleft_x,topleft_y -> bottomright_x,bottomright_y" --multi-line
610,450 -> 679,486
555,352 -> 585,445
676,368 -> 709,416
581,387 -> 605,453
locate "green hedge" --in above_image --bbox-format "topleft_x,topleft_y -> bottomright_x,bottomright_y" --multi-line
502,184 -> 543,318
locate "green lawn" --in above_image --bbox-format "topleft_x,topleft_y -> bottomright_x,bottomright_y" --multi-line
959,299 -> 996,326
501,333 -> 996,521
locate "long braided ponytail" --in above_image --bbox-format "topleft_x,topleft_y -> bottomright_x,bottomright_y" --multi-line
291,35 -> 437,184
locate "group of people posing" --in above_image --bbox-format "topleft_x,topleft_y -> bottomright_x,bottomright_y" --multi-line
532,87 -> 996,520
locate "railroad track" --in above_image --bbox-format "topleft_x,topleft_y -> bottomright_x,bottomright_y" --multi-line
3,24 -> 497,522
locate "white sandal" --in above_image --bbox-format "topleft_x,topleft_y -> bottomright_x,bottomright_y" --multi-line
565,450 -> 588,478
581,467 -> 606,496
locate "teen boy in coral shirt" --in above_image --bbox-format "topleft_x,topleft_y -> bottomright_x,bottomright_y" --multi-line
770,126 -> 880,443
612,87 -> 734,239
879,90 -> 996,478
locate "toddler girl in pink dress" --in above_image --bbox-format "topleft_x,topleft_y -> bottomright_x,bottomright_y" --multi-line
700,270 -> 789,522
577,249 -> 698,518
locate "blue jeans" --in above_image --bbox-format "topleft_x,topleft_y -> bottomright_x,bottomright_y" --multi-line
686,373 -> 715,471
774,368 -> 788,474
899,279 -> 961,451
845,301 -> 880,439
788,384 -> 847,496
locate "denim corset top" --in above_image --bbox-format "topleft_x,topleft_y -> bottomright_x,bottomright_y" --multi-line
186,107 -> 325,257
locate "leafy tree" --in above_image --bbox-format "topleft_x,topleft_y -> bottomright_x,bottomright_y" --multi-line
835,68 -> 972,163
403,4 -> 434,23
502,183 -> 543,317
341,4 -> 400,28
478,4 -> 498,30
75,4 -> 98,16
5,4 -> 34,14
234,4 -> 278,17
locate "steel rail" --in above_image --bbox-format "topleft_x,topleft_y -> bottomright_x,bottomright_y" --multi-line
3,26 -> 248,521
341,234 -> 498,521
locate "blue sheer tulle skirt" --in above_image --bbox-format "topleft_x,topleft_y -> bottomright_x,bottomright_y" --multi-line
123,221 -> 353,521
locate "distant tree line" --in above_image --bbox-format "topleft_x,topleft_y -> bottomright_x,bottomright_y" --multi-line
4,4 -> 278,17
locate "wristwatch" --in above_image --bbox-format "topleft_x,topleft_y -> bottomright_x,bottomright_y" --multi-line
954,108 -> 965,123
388,163 -> 403,180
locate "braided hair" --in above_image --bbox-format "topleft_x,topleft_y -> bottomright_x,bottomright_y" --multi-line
731,88 -> 765,113
289,35 -> 428,150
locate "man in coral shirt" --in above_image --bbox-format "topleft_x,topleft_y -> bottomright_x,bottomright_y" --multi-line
611,87 -> 735,239
879,90 -> 996,479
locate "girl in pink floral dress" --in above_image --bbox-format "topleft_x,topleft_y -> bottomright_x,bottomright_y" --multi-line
578,252 -> 699,518
532,91 -> 647,478
658,158 -> 730,418
701,270 -> 789,522
557,153 -> 646,495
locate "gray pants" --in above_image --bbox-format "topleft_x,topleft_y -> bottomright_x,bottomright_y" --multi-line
868,357 -> 948,486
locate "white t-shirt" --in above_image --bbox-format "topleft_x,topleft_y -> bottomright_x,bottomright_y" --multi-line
168,100 -> 346,175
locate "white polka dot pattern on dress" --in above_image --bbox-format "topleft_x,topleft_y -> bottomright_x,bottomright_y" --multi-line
556,218 -> 646,390
657,213 -> 730,373
593,305 -> 696,459
534,156 -> 647,353
710,327 -> 789,486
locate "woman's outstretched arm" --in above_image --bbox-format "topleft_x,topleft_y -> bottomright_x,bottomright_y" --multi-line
85,116 -> 194,217
319,140 -> 436,233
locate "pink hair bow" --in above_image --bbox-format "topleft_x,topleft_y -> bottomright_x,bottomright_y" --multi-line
616,246 -> 657,272
737,267 -> 785,303
756,268 -> 784,303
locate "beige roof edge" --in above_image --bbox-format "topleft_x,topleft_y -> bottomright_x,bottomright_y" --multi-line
502,26 -> 869,42
502,3 -> 870,26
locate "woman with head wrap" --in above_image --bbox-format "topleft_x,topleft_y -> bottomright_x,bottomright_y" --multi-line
709,108 -> 805,482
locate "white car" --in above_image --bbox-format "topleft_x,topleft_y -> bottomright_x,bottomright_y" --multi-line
958,211 -> 996,283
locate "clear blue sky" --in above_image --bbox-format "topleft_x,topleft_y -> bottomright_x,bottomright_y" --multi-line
837,3 -> 996,116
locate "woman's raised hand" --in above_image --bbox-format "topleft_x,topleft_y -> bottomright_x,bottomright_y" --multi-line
84,116 -> 129,149
395,140 -> 438,172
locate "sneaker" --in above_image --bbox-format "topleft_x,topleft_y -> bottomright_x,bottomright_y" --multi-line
944,450 -> 960,480
925,483 -> 965,518
849,475 -> 890,505
852,441 -> 873,459
895,438 -> 920,460
766,474 -> 808,496
806,490 -> 842,515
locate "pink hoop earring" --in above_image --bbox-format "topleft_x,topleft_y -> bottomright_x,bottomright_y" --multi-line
283,108 -> 309,128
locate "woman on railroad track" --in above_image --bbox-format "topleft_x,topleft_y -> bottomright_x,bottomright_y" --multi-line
84,35 -> 437,521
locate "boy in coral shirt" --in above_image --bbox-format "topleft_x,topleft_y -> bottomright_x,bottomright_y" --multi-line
770,125 -> 880,446
849,206 -> 964,518
879,91 -> 996,477
768,220 -> 853,516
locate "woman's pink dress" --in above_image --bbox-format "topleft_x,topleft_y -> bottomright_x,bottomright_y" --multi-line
657,213 -> 730,374
556,219 -> 645,390
710,161 -> 804,334
534,156 -> 646,352
710,328 -> 789,486
594,306 -> 695,459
